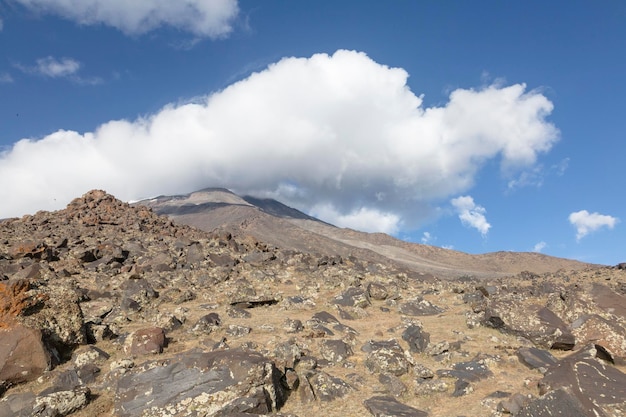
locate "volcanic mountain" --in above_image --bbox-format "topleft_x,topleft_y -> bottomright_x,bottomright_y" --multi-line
136,187 -> 594,279
0,189 -> 624,417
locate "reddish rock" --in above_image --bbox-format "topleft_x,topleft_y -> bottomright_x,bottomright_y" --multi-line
0,279 -> 47,328
124,327 -> 166,356
0,325 -> 51,390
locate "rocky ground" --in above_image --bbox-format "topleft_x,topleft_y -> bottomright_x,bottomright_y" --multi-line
0,190 -> 625,416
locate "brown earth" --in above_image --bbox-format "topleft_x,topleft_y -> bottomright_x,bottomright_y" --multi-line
138,188 -> 594,279
0,189 -> 623,417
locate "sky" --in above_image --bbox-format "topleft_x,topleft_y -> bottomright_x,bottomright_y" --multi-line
0,1 -> 624,265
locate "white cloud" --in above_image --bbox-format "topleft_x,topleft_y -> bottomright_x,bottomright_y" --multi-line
533,241 -> 547,252
310,204 -> 401,235
15,56 -> 102,84
508,157 -> 569,190
507,165 -> 544,189
451,196 -> 491,236
421,232 -> 432,244
14,0 -> 238,38
0,50 -> 559,232
569,210 -> 619,241
34,56 -> 80,77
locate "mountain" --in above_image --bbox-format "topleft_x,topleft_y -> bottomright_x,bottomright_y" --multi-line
1,190 -> 624,417
136,188 -> 594,279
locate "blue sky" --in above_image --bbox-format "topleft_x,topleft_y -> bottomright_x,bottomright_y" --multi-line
0,1 -> 624,265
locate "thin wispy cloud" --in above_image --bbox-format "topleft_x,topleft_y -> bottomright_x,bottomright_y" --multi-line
507,165 -> 545,189
533,241 -> 547,252
507,158 -> 570,190
15,56 -> 102,85
0,50 -> 559,232
569,210 -> 618,241
13,0 -> 239,38
34,56 -> 80,77
552,158 -> 569,176
0,72 -> 13,83
451,196 -> 491,236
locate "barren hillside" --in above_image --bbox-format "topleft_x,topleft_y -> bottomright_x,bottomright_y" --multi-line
0,190 -> 623,417
139,188 -> 594,279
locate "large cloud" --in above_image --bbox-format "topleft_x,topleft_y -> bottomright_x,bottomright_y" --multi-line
569,210 -> 619,241
13,0 -> 238,37
0,50 -> 559,232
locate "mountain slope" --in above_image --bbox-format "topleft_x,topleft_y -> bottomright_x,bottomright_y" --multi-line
137,188 -> 595,279
1,190 -> 624,417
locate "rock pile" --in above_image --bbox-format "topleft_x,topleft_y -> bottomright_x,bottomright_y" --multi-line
0,190 -> 624,416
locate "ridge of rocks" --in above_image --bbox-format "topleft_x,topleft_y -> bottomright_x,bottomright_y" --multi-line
0,189 -> 624,416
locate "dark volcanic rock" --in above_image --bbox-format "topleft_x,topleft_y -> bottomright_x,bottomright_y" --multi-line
536,345 -> 626,416
436,359 -> 493,382
402,324 -> 430,353
320,339 -> 353,363
302,370 -> 352,402
516,388 -> 588,417
516,347 -> 558,370
452,378 -> 473,397
363,339 -> 411,376
570,314 -> 626,364
332,287 -> 370,308
32,386 -> 91,416
191,312 -> 221,333
367,282 -> 389,300
591,283 -> 626,319
363,395 -> 428,417
483,302 -> 574,350
312,310 -> 341,324
114,348 -> 287,416
398,297 -> 444,316
378,373 -> 407,397
0,392 -> 36,417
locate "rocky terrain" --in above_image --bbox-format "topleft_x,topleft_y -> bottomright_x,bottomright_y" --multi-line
0,189 -> 624,416
138,188 -> 593,279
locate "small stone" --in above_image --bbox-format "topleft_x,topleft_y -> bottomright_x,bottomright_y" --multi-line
284,318 -> 304,333
191,313 -> 221,333
33,387 -> 90,416
452,379 -> 473,397
364,395 -> 428,416
124,327 -> 166,356
226,324 -> 251,337
367,282 -> 389,300
320,339 -> 353,363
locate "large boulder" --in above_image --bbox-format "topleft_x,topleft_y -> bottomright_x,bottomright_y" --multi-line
114,348 -> 287,416
363,339 -> 411,376
0,325 -> 51,392
526,345 -> 626,417
483,302 -> 574,350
